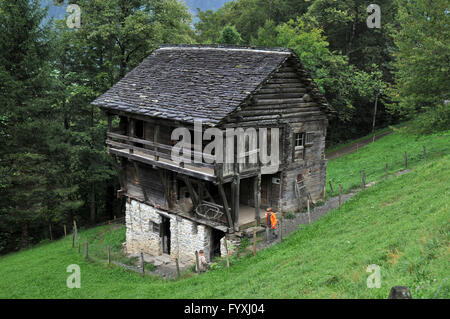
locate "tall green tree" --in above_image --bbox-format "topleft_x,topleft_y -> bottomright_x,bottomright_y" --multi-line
389,0 -> 450,132
0,0 -> 81,251
218,25 -> 243,45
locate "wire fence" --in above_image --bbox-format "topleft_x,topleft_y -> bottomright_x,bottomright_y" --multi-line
326,141 -> 449,198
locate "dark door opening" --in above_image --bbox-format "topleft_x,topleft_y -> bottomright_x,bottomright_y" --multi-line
161,216 -> 171,255
210,228 -> 225,261
135,120 -> 144,148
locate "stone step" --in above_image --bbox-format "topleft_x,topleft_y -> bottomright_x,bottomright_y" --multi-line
155,254 -> 172,264
242,226 -> 266,238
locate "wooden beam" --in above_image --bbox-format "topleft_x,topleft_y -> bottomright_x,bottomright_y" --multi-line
108,148 -> 217,182
154,125 -> 160,161
198,181 -> 215,204
233,175 -> 240,231
158,169 -> 171,208
182,176 -> 199,208
254,174 -> 261,226
111,155 -> 127,192
218,180 -> 233,231
132,161 -> 148,202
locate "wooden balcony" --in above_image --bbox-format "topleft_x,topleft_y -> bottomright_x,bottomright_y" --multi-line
107,131 -> 219,182
106,131 -> 269,183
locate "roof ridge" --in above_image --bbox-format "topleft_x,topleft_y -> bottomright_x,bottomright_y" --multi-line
158,44 -> 292,54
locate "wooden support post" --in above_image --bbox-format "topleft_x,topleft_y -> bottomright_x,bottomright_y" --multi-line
195,251 -> 199,273
329,180 -> 334,194
233,175 -> 240,231
64,224 -> 67,238
218,181 -> 233,231
107,114 -> 112,131
404,151 -> 408,169
85,240 -> 88,260
183,176 -> 199,208
362,170 -> 366,189
339,184 -> 342,208
176,258 -> 180,278
223,237 -> 230,268
140,252 -> 145,276
254,174 -> 261,226
253,229 -> 257,256
72,232 -> 75,248
78,242 -> 80,253
423,146 -> 426,164
107,245 -> 111,264
386,162 -> 389,178
154,125 -> 160,161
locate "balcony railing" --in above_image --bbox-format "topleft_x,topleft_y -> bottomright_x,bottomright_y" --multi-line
106,131 -> 276,182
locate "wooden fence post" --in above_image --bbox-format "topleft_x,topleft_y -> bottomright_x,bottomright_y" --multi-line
195,251 -> 199,273
140,252 -> 145,276
328,180 -> 334,194
386,162 -> 389,178
107,245 -> 111,264
423,146 -> 426,164
253,229 -> 257,256
72,232 -> 75,248
73,220 -> 78,242
404,151 -> 408,169
339,184 -> 342,208
223,237 -> 230,268
362,170 -> 366,189
64,224 -> 67,238
85,240 -> 88,260
78,242 -> 80,253
176,258 -> 180,278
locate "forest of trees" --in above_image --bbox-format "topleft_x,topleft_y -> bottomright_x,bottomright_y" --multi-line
0,0 -> 448,254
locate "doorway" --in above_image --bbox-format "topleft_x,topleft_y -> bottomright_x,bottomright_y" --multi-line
161,216 -> 171,255
210,228 -> 225,261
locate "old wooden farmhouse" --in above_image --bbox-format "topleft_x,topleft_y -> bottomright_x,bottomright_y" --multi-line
92,45 -> 333,265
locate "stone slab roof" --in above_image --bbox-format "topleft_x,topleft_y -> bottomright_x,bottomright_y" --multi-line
92,45 -> 330,125
92,45 -> 295,125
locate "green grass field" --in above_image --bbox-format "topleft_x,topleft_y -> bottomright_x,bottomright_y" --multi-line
0,126 -> 449,298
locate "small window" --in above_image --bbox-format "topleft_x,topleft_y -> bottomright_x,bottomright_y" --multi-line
151,221 -> 160,234
294,133 -> 304,148
305,132 -> 314,146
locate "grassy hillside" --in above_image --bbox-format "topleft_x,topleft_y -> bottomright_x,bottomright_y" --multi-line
0,128 -> 448,298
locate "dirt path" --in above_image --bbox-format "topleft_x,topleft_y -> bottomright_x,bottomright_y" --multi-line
326,130 -> 393,160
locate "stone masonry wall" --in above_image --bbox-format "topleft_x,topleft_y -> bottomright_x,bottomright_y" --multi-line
170,217 -> 212,264
125,199 -> 162,256
125,199 -> 213,265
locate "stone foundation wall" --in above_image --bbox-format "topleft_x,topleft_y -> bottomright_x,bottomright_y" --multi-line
125,199 -> 213,265
125,199 -> 162,256
170,217 -> 212,264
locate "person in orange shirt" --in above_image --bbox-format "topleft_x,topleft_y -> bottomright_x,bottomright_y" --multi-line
265,208 -> 278,241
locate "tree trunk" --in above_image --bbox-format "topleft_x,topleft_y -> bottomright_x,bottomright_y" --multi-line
372,93 -> 379,143
347,6 -> 358,57
49,223 -> 53,241
21,223 -> 28,249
